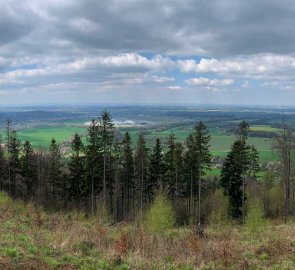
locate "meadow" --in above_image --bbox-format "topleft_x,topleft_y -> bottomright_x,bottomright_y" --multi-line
17,124 -> 278,164
1,191 -> 295,270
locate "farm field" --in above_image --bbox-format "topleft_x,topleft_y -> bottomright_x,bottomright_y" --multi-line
0,105 -> 288,175
250,125 -> 281,132
18,126 -> 87,147
16,123 -> 278,164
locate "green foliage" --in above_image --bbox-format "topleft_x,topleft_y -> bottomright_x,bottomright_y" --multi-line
245,199 -> 267,234
220,140 -> 245,219
208,189 -> 231,233
3,247 -> 18,258
48,138 -> 62,199
148,138 -> 165,200
68,133 -> 86,204
20,140 -> 37,200
220,121 -> 260,220
0,191 -> 10,206
144,192 -> 175,233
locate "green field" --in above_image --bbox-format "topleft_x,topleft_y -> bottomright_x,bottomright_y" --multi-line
18,126 -> 87,147
250,125 -> 281,132
17,125 -> 277,162
17,125 -> 277,163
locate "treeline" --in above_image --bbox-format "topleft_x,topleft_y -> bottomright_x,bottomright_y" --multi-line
0,111 -> 293,224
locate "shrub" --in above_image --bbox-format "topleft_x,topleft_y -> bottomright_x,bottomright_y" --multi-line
3,247 -> 18,258
0,191 -> 10,206
144,192 -> 175,233
208,189 -> 231,234
96,200 -> 112,224
245,198 -> 267,235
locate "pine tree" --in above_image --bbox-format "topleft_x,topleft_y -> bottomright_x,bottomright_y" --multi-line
20,140 -> 37,201
68,134 -> 86,208
7,131 -> 20,199
98,110 -> 114,209
112,141 -> 124,221
122,132 -> 134,218
248,145 -> 260,178
148,138 -> 165,203
165,133 -> 183,200
173,142 -> 185,199
134,134 -> 149,215
220,140 -> 245,219
220,122 -> 259,221
237,120 -> 250,142
194,121 -> 212,223
48,138 -> 62,205
85,119 -> 102,214
184,134 -> 198,218
0,135 -> 6,191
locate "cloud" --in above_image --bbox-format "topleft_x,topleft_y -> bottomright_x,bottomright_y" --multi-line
0,53 -> 173,87
186,77 -> 234,86
152,76 -> 175,83
1,1 -> 295,104
178,54 -> 295,81
167,86 -> 182,91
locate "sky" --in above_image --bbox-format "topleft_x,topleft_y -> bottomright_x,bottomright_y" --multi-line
1,0 -> 295,106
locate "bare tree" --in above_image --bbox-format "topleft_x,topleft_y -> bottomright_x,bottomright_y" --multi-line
273,123 -> 295,223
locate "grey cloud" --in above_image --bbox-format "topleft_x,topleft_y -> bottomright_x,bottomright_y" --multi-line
2,1 -> 295,59
1,0 -> 295,105
39,0 -> 295,56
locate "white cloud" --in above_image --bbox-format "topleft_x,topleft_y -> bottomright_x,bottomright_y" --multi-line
0,53 -> 173,85
97,53 -> 173,70
167,86 -> 182,91
152,75 -> 175,83
178,54 -> 295,80
186,77 -> 234,86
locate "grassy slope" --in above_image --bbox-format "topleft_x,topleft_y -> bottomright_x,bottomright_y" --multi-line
1,192 -> 295,270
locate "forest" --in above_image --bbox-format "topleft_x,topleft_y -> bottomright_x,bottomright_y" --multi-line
1,110 -> 295,269
0,110 -> 293,223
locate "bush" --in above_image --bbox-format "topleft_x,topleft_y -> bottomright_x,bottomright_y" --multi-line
0,191 -> 10,206
144,192 -> 175,233
245,198 -> 267,235
208,189 -> 231,234
96,200 -> 112,224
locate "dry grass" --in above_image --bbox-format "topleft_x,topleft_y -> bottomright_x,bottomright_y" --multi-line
1,193 -> 295,269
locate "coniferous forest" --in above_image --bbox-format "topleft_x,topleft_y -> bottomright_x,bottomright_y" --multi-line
2,110 -> 295,269
1,110 -> 294,224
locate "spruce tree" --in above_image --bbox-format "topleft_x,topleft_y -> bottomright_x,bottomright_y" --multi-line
194,121 -> 211,223
98,110 -> 114,209
165,133 -> 178,199
148,138 -> 165,202
184,134 -> 198,218
173,142 -> 185,199
134,134 -> 149,215
220,140 -> 245,219
248,145 -> 260,178
68,133 -> 86,208
122,132 -> 134,218
7,131 -> 20,199
220,121 -> 259,221
0,135 -> 6,191
85,119 -> 101,214
48,138 -> 62,205
20,140 -> 37,201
